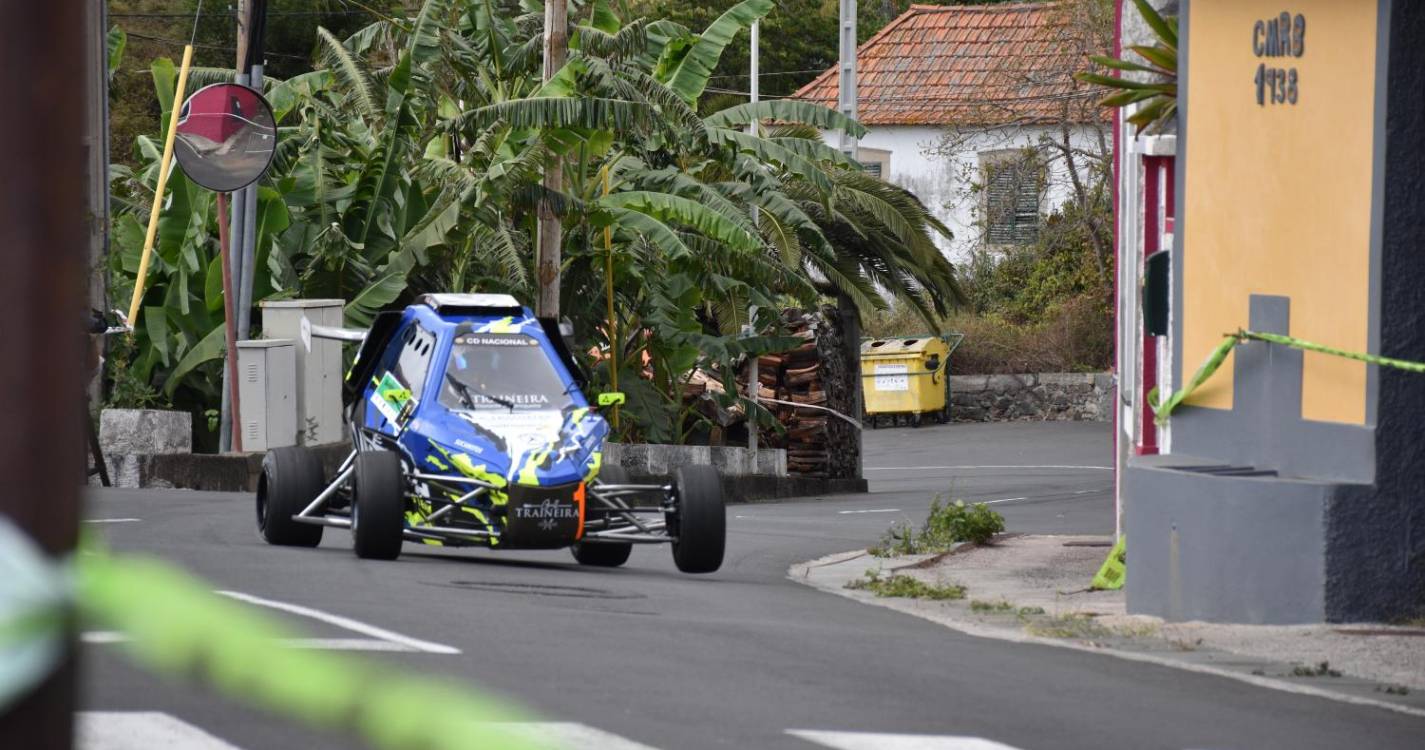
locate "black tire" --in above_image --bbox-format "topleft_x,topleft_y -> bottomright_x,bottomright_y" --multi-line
572,465 -> 634,567
257,446 -> 324,547
670,465 -> 725,574
351,451 -> 405,560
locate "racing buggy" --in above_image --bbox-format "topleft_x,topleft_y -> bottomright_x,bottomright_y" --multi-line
255,293 -> 725,573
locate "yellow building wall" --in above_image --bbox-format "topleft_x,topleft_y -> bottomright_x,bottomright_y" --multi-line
1182,0 -> 1377,424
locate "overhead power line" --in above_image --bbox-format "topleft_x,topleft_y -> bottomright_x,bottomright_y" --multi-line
124,30 -> 310,61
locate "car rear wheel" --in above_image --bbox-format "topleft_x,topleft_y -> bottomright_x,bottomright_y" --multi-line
257,446 -> 324,547
572,465 -> 633,567
351,451 -> 405,560
670,465 -> 725,574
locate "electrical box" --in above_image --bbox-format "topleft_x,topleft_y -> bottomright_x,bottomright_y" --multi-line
260,299 -> 345,444
237,339 -> 297,452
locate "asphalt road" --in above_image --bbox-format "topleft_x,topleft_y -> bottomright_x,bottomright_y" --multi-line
80,421 -> 1425,749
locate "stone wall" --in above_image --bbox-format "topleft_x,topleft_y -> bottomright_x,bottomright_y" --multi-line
949,372 -> 1113,423
603,443 -> 785,478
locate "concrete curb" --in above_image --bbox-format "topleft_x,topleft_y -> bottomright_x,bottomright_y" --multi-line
97,445 -> 866,502
790,550 -> 1425,720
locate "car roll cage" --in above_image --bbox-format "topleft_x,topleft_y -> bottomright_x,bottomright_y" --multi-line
287,439 -> 679,547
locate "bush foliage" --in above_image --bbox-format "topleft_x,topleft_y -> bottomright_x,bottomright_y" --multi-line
862,195 -> 1114,374
869,498 -> 1006,557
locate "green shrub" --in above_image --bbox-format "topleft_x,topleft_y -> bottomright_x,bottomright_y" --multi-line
869,497 -> 1006,557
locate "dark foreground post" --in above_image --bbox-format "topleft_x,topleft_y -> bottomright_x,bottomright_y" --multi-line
0,0 -> 88,745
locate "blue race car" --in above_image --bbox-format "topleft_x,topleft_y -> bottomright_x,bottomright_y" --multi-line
255,293 -> 725,573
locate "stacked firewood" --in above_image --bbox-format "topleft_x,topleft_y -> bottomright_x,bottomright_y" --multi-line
680,307 -> 860,479
747,308 -> 859,479
755,312 -> 828,475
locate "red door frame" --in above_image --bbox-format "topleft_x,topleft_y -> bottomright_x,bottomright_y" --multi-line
1139,155 -> 1175,455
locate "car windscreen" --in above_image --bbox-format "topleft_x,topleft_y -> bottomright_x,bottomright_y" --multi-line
439,333 -> 575,412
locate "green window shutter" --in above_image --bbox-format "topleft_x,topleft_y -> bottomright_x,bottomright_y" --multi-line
985,158 -> 1040,245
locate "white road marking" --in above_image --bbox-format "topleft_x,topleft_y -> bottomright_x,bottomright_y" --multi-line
864,465 -> 1111,472
216,590 -> 460,654
82,631 -> 419,652
980,497 -> 1026,505
77,712 -> 243,750
838,509 -> 901,515
499,722 -> 662,750
788,729 -> 1023,750
82,518 -> 141,524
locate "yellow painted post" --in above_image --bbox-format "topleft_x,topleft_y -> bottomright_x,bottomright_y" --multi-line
603,165 -> 619,429
125,45 -> 194,330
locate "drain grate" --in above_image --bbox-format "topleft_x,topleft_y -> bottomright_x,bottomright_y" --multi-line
426,581 -> 646,600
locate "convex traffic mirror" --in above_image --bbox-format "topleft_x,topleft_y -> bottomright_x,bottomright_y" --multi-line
173,83 -> 276,192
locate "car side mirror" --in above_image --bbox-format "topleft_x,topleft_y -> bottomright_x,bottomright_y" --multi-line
1144,250 -> 1170,336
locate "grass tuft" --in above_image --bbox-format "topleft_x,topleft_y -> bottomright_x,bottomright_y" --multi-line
844,570 -> 967,600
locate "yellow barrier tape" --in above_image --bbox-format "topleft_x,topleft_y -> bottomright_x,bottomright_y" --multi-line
1149,329 -> 1425,426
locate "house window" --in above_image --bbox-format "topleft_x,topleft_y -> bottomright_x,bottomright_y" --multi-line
856,146 -> 891,181
982,152 -> 1042,245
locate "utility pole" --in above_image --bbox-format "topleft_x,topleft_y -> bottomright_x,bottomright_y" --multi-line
221,0 -> 267,452
838,0 -> 859,160
747,22 -> 760,453
536,0 -> 568,318
0,0 -> 86,745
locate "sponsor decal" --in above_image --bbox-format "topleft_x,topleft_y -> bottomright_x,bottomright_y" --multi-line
512,498 -> 579,531
371,371 -> 414,423
454,334 -> 538,347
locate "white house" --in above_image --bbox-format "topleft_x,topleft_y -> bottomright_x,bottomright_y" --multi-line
792,2 -> 1107,262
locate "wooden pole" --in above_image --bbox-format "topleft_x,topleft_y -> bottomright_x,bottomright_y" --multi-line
0,0 -> 87,744
536,0 -> 568,318
125,45 -> 195,329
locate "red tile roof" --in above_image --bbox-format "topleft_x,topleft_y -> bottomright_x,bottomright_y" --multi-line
791,3 -> 1104,126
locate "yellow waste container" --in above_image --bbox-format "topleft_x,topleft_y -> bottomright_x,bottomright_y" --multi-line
860,334 -> 961,428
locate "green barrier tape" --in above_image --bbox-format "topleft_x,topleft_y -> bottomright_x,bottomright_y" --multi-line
1090,536 -> 1126,591
0,522 -> 544,750
1149,329 -> 1425,425
75,550 -> 542,750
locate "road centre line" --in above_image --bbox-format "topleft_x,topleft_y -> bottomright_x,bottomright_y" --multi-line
980,497 -> 1026,505
217,590 -> 460,654
788,729 -> 1023,750
77,712 -> 242,750
838,509 -> 902,515
864,465 -> 1112,472
82,518 -> 141,524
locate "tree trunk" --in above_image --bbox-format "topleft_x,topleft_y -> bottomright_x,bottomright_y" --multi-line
536,0 -> 568,318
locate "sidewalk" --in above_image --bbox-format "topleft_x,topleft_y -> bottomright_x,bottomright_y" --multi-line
791,535 -> 1425,717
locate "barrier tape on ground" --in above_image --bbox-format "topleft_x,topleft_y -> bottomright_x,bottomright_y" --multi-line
0,518 -> 539,749
1148,329 -> 1425,426
1091,536 -> 1126,591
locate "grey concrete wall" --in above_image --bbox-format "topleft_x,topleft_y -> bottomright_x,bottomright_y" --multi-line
949,372 -> 1112,423
1125,457 -> 1334,624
